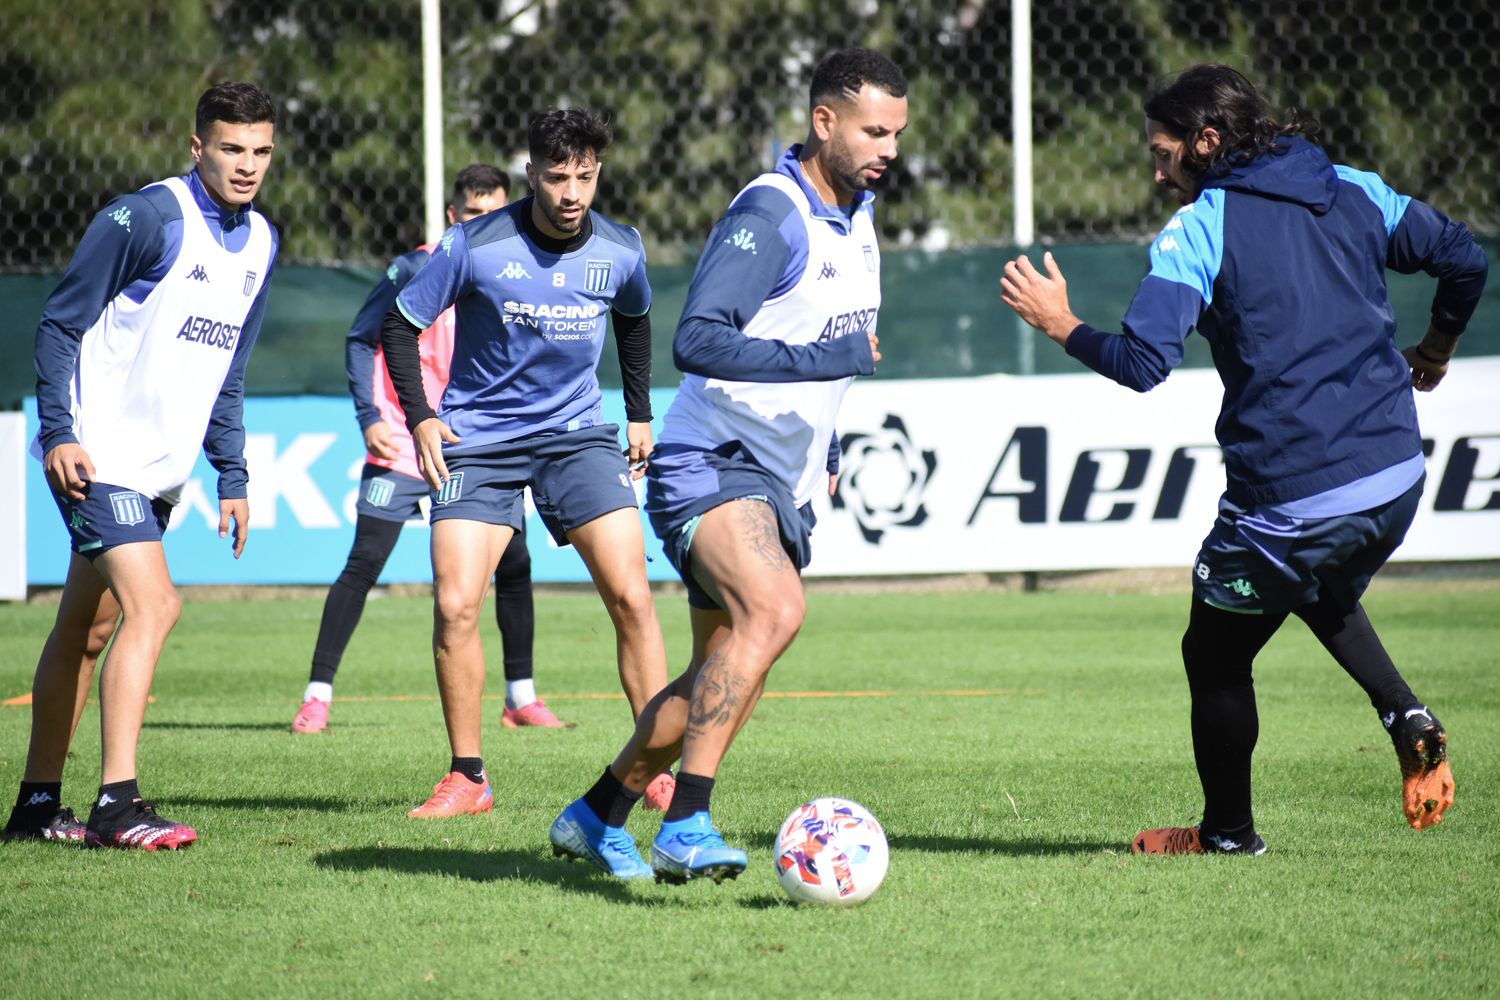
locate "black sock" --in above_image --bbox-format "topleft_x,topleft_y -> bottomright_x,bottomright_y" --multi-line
450,757 -> 486,785
90,779 -> 141,823
664,772 -> 714,822
581,767 -> 641,828
1294,599 -> 1418,720
8,782 -> 64,826
310,515 -> 403,684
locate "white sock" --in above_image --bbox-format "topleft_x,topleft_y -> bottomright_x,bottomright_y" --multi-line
304,681 -> 333,704
505,678 -> 536,710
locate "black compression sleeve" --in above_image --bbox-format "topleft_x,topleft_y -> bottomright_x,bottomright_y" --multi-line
380,308 -> 435,430
611,307 -> 652,423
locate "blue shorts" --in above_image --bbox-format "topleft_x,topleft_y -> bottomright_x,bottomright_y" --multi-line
51,481 -> 173,559
429,425 -> 638,545
354,464 -> 429,522
646,442 -> 815,610
1192,477 -> 1423,615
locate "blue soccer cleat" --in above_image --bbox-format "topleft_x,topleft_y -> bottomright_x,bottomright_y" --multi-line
549,798 -> 652,879
650,811 -> 748,884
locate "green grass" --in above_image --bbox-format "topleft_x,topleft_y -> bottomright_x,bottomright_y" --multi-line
1,585 -> 1496,997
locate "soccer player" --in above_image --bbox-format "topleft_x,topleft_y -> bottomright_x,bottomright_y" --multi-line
548,48 -> 906,882
381,108 -> 674,819
998,65 -> 1487,855
291,165 -> 569,734
3,82 -> 280,850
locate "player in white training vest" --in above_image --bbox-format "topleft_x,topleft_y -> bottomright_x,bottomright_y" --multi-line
3,83 -> 280,851
550,48 -> 907,883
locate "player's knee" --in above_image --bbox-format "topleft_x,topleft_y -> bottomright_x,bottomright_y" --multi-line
433,585 -> 483,633
602,576 -> 655,629
740,590 -> 805,655
84,613 -> 119,659
1181,626 -> 1251,693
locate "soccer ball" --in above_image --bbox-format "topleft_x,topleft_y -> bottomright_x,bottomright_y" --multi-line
774,797 -> 888,905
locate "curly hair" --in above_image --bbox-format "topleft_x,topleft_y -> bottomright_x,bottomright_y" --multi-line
1145,65 -> 1320,181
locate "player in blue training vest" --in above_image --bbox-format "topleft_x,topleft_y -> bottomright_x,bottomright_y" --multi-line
549,49 -> 906,883
380,108 -> 673,819
1000,65 -> 1487,855
4,83 -> 280,851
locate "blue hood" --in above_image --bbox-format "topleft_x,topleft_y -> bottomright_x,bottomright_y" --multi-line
1201,137 -> 1340,215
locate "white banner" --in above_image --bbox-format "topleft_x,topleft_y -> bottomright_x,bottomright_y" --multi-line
807,358 -> 1500,575
0,413 -> 25,598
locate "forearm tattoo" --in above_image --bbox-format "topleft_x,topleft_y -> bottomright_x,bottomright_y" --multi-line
739,501 -> 791,572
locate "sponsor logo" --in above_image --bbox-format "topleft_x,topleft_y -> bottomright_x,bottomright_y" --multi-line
364,478 -> 394,508
817,261 -> 839,280
863,244 -> 876,271
832,414 -> 938,544
110,206 -> 132,231
502,299 -> 602,337
187,264 -> 210,282
1163,216 -> 1184,232
109,491 -> 146,527
387,263 -> 399,283
817,307 -> 878,342
24,792 -> 54,806
243,271 -> 257,296
434,472 -> 465,505
1157,235 -> 1181,252
175,315 -> 242,350
497,262 -> 533,280
724,227 -> 758,254
585,259 -> 612,293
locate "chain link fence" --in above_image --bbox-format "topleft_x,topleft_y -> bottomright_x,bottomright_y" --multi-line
2,0 -> 1495,270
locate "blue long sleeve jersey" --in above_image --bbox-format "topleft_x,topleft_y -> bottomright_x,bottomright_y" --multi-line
33,170 -> 279,501
1066,138 -> 1487,506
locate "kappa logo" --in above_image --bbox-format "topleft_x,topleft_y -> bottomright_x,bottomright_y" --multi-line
110,206 -> 132,231
832,414 -> 938,544
440,231 -> 456,256
187,264 -> 210,282
387,263 -> 400,283
1225,577 -> 1260,599
497,262 -> 533,280
109,491 -> 146,527
1157,236 -> 1181,253
724,228 -> 758,255
817,261 -> 839,280
364,478 -> 395,508
434,472 -> 465,505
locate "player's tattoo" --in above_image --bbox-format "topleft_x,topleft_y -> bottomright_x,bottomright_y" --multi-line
738,500 -> 791,572
686,650 -> 746,740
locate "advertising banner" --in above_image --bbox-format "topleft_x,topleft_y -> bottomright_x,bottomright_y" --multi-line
0,413 -> 24,598
20,359 -> 1500,585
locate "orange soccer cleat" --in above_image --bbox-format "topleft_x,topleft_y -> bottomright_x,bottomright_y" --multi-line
406,771 -> 494,819
1131,825 -> 1266,855
501,699 -> 567,729
1386,706 -> 1454,830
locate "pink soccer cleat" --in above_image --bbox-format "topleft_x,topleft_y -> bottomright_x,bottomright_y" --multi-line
501,699 -> 567,729
85,802 -> 197,851
407,771 -> 494,819
291,698 -> 330,733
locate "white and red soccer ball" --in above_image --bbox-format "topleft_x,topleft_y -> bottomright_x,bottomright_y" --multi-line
774,797 -> 888,905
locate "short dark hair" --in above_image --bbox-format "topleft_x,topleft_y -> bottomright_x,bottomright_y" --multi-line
194,81 -> 277,138
528,108 -> 611,167
450,164 -> 509,207
1145,64 -> 1319,179
809,48 -> 907,109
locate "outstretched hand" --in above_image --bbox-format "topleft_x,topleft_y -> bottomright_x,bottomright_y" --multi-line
999,251 -> 1082,345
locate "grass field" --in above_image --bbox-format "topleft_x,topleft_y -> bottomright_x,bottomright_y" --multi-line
1,582 -> 1496,997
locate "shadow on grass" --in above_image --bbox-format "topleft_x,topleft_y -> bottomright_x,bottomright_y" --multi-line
142,721 -> 293,732
168,795 -> 411,812
312,845 -> 639,901
886,833 -> 1123,856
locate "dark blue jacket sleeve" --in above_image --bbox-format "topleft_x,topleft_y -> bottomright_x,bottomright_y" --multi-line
1065,275 -> 1203,392
347,251 -> 423,428
1387,200 -> 1489,336
34,193 -> 169,452
827,432 -> 841,475
672,200 -> 877,383
204,235 -> 279,500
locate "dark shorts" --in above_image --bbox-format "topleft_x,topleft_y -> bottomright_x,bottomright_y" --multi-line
646,442 -> 815,611
1191,477 -> 1424,615
428,425 -> 638,545
354,464 -> 429,522
51,481 -> 173,559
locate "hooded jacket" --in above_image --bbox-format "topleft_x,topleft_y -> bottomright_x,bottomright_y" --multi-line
1066,137 -> 1487,507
